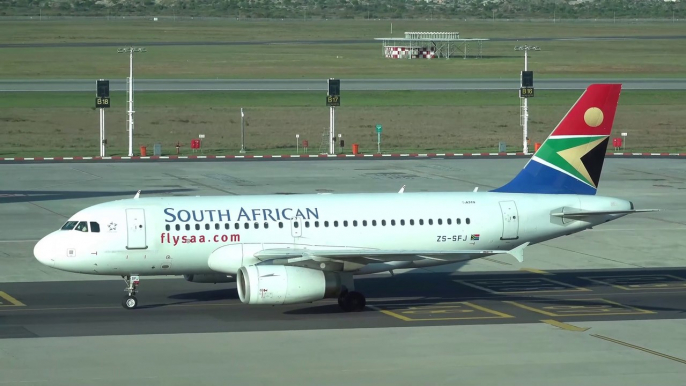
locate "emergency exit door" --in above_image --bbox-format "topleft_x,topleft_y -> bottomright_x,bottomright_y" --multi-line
126,208 -> 148,249
499,201 -> 519,240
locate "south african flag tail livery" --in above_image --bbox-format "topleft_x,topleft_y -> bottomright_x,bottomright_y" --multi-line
493,84 -> 621,195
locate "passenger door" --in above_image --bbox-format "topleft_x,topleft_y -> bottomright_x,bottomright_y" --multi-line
125,208 -> 148,249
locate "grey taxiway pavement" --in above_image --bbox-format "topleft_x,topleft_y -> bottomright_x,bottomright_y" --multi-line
1,158 -> 685,385
2,34 -> 686,49
2,268 -> 686,338
2,78 -> 685,92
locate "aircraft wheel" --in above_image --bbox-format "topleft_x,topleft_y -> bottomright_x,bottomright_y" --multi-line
337,289 -> 348,308
339,291 -> 366,312
122,295 -> 138,310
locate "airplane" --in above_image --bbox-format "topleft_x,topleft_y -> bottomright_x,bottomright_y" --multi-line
33,83 -> 658,311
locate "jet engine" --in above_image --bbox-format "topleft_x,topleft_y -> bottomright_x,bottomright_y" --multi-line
183,273 -> 235,284
237,265 -> 346,305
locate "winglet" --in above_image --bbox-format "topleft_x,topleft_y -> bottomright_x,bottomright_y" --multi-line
398,185 -> 405,193
506,242 -> 530,263
133,190 -> 141,199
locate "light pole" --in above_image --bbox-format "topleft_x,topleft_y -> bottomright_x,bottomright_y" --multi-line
240,108 -> 246,153
665,0 -> 679,22
514,44 -> 540,155
117,47 -> 146,157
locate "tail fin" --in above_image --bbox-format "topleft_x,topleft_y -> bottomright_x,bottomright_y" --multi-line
492,84 -> 621,195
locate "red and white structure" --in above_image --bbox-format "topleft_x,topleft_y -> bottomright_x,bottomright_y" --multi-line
376,32 -> 487,59
384,46 -> 436,59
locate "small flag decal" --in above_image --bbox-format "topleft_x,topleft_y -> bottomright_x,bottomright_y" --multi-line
471,234 -> 480,241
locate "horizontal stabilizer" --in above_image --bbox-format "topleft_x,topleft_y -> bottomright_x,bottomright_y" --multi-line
551,209 -> 659,218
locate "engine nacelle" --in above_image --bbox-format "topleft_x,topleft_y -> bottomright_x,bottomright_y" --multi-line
237,265 -> 347,305
183,273 -> 235,284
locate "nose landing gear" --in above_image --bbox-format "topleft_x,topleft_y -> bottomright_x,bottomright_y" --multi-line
122,275 -> 140,309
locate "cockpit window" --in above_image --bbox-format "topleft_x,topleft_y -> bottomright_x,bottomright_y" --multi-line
90,222 -> 100,233
61,221 -> 78,230
75,221 -> 89,232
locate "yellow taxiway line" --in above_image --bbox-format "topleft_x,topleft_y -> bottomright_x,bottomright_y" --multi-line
0,291 -> 25,306
541,319 -> 590,332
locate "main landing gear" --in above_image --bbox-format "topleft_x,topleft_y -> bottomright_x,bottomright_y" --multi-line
122,275 -> 140,310
337,289 -> 366,312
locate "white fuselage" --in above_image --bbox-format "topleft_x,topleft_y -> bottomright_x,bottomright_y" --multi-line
33,191 -> 632,276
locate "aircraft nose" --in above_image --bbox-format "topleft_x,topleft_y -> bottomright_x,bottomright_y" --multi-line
33,235 -> 55,267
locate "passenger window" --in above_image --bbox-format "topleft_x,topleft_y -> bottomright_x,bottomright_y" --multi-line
334,221 -> 339,227
195,224 -> 200,230
324,221 -> 329,227
305,221 -> 310,228
279,222 -> 284,228
447,219 -> 452,225
254,222 -> 259,229
419,219 -> 424,226
344,220 -> 348,227
438,219 -> 443,225
381,220 -> 386,226
165,224 -> 170,231
75,221 -> 88,232
175,224 -> 180,231
466,218 -> 471,225
456,218 -> 461,225
205,224 -> 210,230
294,222 -> 299,228
185,224 -> 190,231
353,220 -> 358,227
225,223 -> 230,230
315,221 -> 319,228
235,223 -> 239,230
401,219 -> 405,226
244,223 -> 249,229
391,220 -> 396,226
372,220 -> 377,226
215,223 -> 220,230
61,221 -> 78,230
410,219 -> 415,225
362,220 -> 367,226
428,219 -> 433,225
90,222 -> 100,233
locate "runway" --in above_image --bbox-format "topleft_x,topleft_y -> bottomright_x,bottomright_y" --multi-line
2,34 -> 686,49
1,158 -> 685,385
2,268 -> 686,338
2,78 -> 685,92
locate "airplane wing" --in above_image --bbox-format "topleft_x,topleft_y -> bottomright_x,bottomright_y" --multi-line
254,242 -> 530,264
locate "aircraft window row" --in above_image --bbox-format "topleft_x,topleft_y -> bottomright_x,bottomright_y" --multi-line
164,218 -> 471,231
60,221 -> 100,233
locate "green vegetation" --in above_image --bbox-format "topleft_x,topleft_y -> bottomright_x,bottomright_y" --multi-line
3,19 -> 685,45
2,0 -> 685,20
1,90 -> 684,158
2,90 -> 685,108
1,20 -> 685,79
2,17 -> 685,157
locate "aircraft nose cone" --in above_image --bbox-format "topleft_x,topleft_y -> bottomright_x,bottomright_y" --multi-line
33,235 -> 55,267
